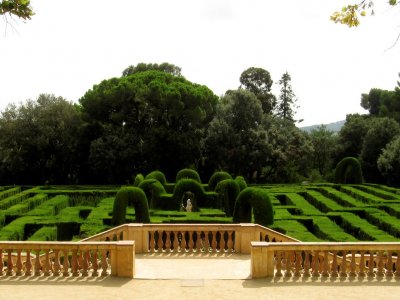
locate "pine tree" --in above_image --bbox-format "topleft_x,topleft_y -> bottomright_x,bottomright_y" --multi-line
276,72 -> 298,122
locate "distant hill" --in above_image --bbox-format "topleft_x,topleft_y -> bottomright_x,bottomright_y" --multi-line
299,120 -> 345,133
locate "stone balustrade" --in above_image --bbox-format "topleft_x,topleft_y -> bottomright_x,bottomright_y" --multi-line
251,242 -> 400,279
0,241 -> 135,278
82,223 -> 298,254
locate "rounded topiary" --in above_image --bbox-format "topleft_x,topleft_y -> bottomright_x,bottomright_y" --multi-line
208,171 -> 233,191
235,176 -> 247,191
215,179 -> 240,217
334,157 -> 363,184
133,173 -> 144,186
176,168 -> 201,183
145,170 -> 167,185
233,187 -> 273,226
112,187 -> 150,225
138,179 -> 166,209
172,179 -> 206,211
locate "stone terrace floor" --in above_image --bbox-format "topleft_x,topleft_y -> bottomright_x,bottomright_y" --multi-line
1,254 -> 400,300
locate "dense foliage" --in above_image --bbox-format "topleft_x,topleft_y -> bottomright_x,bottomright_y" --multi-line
334,157 -> 363,184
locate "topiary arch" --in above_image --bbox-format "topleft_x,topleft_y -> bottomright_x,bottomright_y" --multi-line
138,179 -> 166,209
233,187 -> 274,226
215,179 -> 240,217
172,179 -> 206,211
334,157 -> 363,184
176,168 -> 201,183
208,171 -> 232,191
112,187 -> 150,225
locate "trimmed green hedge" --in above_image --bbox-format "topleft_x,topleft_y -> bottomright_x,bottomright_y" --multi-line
215,179 -> 240,217
145,170 -> 167,185
334,157 -> 363,184
172,179 -> 206,212
176,168 -> 201,183
112,187 -> 150,225
233,187 -> 274,226
235,176 -> 247,191
133,173 -> 144,186
208,171 -> 232,191
138,179 -> 167,209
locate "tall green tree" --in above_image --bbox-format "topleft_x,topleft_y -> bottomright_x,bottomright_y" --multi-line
377,135 -> 400,186
275,72 -> 298,122
309,125 -> 337,176
0,94 -> 82,184
239,67 -> 276,114
80,69 -> 218,182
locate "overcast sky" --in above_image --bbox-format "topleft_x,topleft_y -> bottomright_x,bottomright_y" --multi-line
1,0 -> 400,126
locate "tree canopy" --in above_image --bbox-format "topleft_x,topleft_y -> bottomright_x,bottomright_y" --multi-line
0,0 -> 33,20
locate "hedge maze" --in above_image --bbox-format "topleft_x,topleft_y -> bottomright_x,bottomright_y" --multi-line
1,169 -> 400,243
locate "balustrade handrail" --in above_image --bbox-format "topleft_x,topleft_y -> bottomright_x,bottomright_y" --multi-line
251,241 -> 400,279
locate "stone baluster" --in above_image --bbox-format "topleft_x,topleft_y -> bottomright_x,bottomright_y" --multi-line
203,232 -> 210,252
44,249 -> 52,276
321,251 -> 329,277
157,231 -> 163,252
349,250 -> 356,277
172,231 -> 179,252
386,251 -> 393,278
63,250 -> 70,277
34,249 -> 41,276
25,250 -> 32,276
81,251 -> 89,276
149,231 -> 155,252
275,251 -> 282,277
367,252 -> 375,277
7,250 -> 14,276
211,232 -> 217,252
284,251 -> 292,278
293,251 -> 302,277
330,251 -> 338,277
165,231 -> 171,252
188,231 -> 194,252
339,250 -> 347,277
16,250 -> 23,276
92,251 -> 99,277
376,251 -> 384,277
71,250 -> 79,276
0,250 -> 3,276
312,251 -> 320,277
358,251 -> 365,277
53,250 -> 61,276
303,251 -> 311,277
101,250 -> 108,276
195,231 -> 201,252
227,231 -> 234,252
395,252 -> 400,277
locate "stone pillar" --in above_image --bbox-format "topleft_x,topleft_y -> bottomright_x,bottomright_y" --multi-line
238,224 -> 259,254
110,241 -> 135,278
251,242 -> 274,278
125,224 -> 146,254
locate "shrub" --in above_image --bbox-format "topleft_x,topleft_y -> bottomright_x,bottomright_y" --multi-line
112,187 -> 150,225
334,157 -> 363,184
176,168 -> 201,183
133,174 -> 144,186
145,170 -> 167,185
233,187 -> 274,226
172,179 -> 206,211
138,179 -> 167,209
215,179 -> 240,217
208,171 -> 232,191
235,176 -> 247,191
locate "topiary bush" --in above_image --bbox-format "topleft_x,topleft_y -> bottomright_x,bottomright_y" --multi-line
215,179 -> 240,217
208,171 -> 232,191
233,187 -> 274,226
112,187 -> 150,225
172,179 -> 206,211
145,170 -> 167,185
235,176 -> 247,191
176,168 -> 201,183
138,179 -> 167,209
133,174 -> 144,186
334,157 -> 363,184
